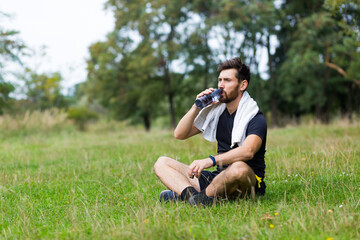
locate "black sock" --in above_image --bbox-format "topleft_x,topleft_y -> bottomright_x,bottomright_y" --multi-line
198,189 -> 213,200
199,189 -> 208,197
181,186 -> 199,201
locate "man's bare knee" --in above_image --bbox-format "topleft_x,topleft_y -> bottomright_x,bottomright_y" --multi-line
154,156 -> 170,176
154,156 -> 181,176
225,162 -> 253,184
222,162 -> 256,198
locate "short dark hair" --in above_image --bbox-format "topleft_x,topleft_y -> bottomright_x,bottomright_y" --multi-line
217,57 -> 250,85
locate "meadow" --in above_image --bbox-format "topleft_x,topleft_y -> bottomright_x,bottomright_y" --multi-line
0,114 -> 359,239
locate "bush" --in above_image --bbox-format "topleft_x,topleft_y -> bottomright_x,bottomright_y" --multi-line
67,106 -> 98,131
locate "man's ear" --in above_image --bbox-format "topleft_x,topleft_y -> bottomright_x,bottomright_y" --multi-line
240,80 -> 248,91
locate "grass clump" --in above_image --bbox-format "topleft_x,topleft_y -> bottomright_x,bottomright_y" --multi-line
0,109 -> 72,136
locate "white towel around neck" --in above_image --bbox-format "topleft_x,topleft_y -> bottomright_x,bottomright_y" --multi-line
193,91 -> 259,147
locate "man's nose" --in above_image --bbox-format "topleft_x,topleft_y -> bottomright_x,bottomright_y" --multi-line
218,80 -> 224,88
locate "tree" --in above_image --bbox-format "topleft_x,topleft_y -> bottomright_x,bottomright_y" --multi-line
84,0 -> 359,127
85,0 -> 193,130
324,0 -> 360,120
22,70 -> 68,110
85,31 -> 162,131
277,0 -> 360,123
0,12 -> 26,114
225,0 -> 280,125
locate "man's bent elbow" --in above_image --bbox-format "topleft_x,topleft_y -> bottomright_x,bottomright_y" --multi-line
244,148 -> 255,161
173,128 -> 188,140
248,152 -> 255,160
174,131 -> 186,140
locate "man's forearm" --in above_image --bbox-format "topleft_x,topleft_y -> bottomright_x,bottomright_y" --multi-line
174,104 -> 200,140
213,146 -> 254,166
213,135 -> 262,166
188,146 -> 253,179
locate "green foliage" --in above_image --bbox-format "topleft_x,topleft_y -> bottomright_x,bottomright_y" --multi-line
0,14 -> 25,66
0,123 -> 359,238
0,82 -> 15,114
84,34 -> 161,130
0,12 -> 26,114
84,0 -> 359,128
2,2 -> 358,126
21,70 -> 69,110
67,106 -> 98,131
277,1 -> 360,122
85,0 -> 197,130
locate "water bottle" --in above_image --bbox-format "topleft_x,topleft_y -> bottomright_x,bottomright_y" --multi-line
195,88 -> 223,109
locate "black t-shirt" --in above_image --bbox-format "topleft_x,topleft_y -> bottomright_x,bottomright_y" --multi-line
216,109 -> 267,178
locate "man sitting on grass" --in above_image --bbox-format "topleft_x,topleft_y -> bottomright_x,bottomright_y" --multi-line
154,57 -> 267,206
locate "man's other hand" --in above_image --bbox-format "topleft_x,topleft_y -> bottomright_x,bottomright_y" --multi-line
188,158 -> 213,178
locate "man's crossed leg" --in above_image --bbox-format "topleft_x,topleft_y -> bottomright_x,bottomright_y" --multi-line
154,156 -> 257,206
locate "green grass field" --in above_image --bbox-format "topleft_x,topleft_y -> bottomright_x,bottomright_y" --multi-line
0,122 -> 359,239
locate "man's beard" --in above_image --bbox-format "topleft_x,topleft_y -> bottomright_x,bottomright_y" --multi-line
219,84 -> 240,103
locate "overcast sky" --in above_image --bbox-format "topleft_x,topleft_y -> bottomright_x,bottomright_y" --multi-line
1,0 -> 114,93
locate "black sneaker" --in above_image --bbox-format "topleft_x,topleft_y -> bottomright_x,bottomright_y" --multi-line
159,190 -> 182,202
189,193 -> 215,207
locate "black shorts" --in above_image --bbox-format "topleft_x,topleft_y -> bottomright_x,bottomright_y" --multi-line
198,169 -> 266,196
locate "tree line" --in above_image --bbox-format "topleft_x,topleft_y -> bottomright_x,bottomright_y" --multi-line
81,0 -> 360,130
1,1 -> 359,131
